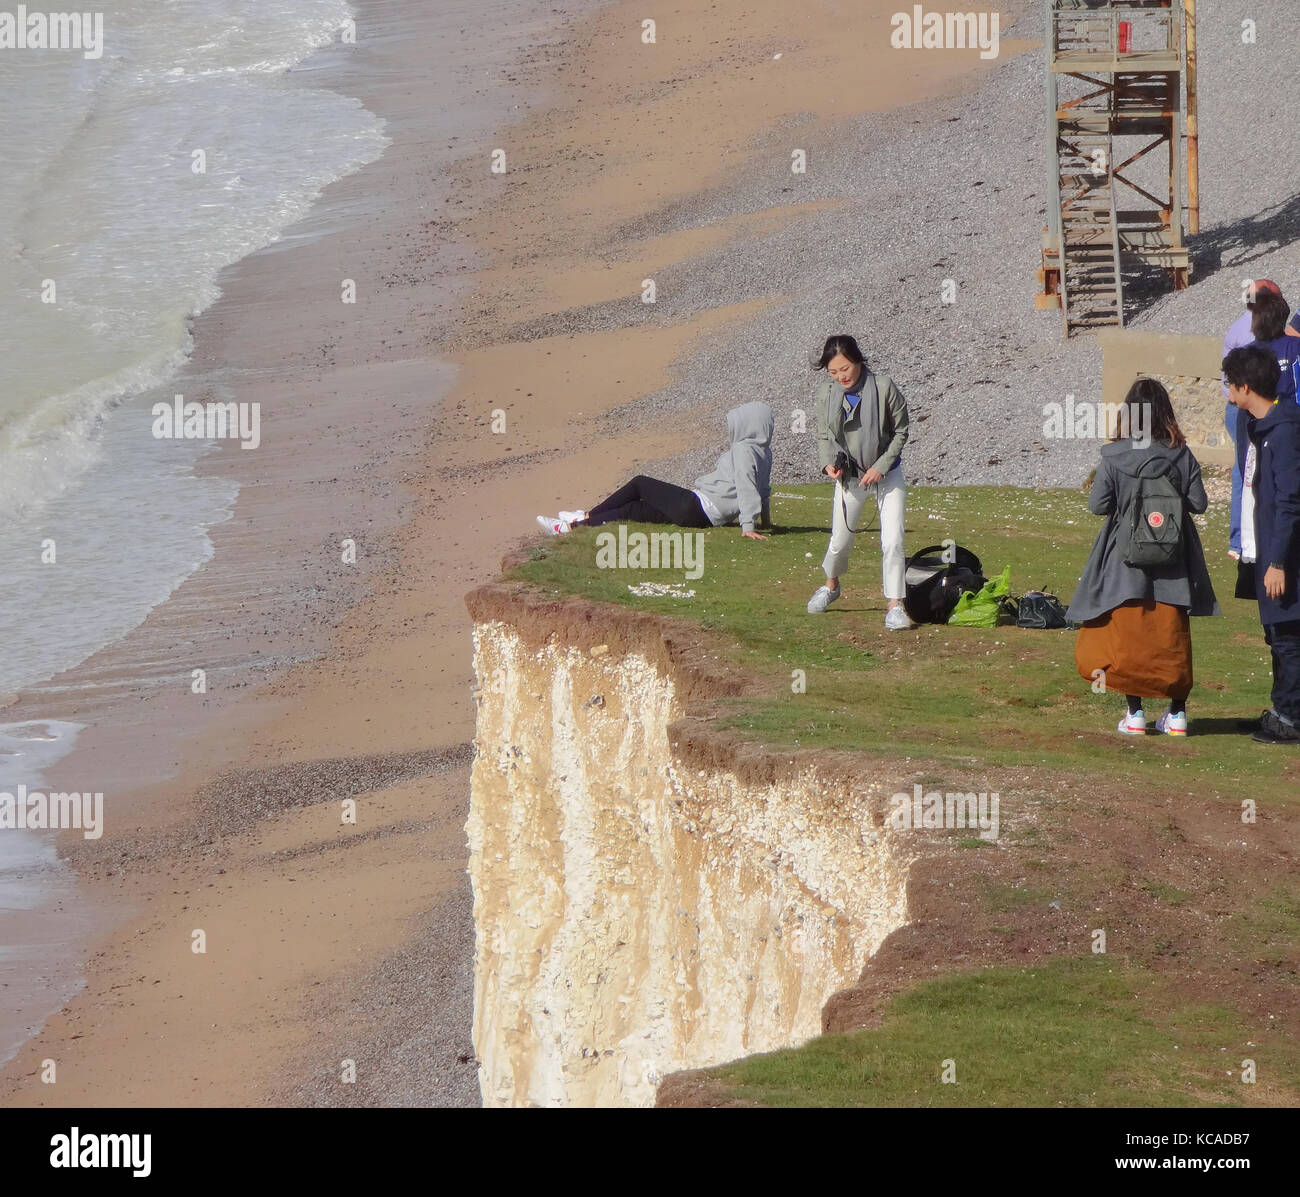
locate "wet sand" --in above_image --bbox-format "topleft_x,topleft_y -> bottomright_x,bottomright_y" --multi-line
1,0 -> 1031,1106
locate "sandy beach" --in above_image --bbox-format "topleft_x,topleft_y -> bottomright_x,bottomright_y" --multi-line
6,0 -> 1295,1108
0,0 -> 1032,1107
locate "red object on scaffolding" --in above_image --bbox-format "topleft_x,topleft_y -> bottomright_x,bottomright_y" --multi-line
1118,20 -> 1132,53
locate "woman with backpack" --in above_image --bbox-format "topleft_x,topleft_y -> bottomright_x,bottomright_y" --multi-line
1067,379 -> 1220,736
805,334 -> 912,629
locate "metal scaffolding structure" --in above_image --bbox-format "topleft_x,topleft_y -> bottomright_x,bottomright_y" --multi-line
1035,0 -> 1200,337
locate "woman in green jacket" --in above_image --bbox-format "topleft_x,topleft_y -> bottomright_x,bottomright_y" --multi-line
806,335 -> 912,629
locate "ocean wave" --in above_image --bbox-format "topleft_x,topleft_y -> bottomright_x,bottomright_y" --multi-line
0,0 -> 387,518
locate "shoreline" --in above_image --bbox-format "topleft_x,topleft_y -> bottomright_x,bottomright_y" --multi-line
2,0 -> 1040,1107
1,0 -> 591,1103
13,0 -> 1291,1105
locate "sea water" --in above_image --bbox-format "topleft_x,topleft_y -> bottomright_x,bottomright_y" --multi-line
0,0 -> 387,695
0,0 -> 387,1064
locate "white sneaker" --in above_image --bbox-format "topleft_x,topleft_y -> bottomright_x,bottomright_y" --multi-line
885,605 -> 913,630
1117,710 -> 1146,736
558,510 -> 586,525
807,584 -> 841,613
536,515 -> 571,535
1155,710 -> 1188,736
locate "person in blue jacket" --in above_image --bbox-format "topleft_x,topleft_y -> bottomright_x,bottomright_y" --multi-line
1224,345 -> 1300,744
1226,290 -> 1300,561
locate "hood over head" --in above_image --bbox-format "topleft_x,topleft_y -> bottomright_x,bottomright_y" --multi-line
727,401 -> 774,448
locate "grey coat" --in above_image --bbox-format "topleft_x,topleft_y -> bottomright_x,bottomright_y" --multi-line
1066,439 -> 1220,623
815,371 -> 909,477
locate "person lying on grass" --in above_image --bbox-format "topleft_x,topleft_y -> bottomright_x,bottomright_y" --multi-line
537,401 -> 773,540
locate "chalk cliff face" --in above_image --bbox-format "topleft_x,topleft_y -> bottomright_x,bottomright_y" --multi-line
466,601 -> 912,1108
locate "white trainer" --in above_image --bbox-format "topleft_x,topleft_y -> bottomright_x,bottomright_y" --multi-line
536,515 -> 571,535
885,605 -> 913,630
1117,711 -> 1147,736
1155,710 -> 1188,736
558,510 -> 586,525
807,584 -> 841,613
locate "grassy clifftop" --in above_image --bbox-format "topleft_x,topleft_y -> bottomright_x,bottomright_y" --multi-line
512,483 -> 1300,1107
519,484 -> 1294,797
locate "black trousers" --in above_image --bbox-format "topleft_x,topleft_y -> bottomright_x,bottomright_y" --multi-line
583,475 -> 711,528
1264,620 -> 1300,724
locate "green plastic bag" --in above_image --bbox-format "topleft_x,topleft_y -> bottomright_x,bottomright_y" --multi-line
947,566 -> 1012,628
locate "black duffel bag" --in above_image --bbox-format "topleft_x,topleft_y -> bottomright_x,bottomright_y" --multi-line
904,544 -> 986,625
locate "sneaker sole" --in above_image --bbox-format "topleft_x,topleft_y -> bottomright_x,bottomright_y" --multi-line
1117,727 -> 1146,736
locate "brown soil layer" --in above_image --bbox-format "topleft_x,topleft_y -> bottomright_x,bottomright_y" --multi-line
468,576 -> 1299,1109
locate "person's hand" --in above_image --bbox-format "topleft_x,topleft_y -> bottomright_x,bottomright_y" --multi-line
826,465 -> 843,481
861,467 -> 884,486
1264,565 -> 1287,599
742,529 -> 768,541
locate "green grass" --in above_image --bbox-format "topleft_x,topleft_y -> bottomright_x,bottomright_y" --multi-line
1142,880 -> 1191,906
1228,882 -> 1300,976
704,958 -> 1289,1107
516,484 -> 1299,808
513,483 -> 1300,1107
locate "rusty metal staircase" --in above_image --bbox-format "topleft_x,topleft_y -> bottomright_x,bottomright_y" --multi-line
1058,129 -> 1124,333
1037,1 -> 1194,337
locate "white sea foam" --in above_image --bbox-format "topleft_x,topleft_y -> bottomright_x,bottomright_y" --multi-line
0,0 -> 388,692
0,720 -> 95,1066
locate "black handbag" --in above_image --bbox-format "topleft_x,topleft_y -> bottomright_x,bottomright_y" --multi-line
1016,590 -> 1069,629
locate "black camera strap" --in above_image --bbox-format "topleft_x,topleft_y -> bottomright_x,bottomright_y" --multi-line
839,477 -> 879,537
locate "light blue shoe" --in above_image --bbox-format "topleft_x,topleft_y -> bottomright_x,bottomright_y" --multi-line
807,584 -> 841,613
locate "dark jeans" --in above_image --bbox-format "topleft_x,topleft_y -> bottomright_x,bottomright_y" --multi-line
583,475 -> 711,528
1264,620 -> 1300,725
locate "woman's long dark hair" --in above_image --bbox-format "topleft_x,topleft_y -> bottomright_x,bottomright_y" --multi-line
813,334 -> 868,371
1117,377 -> 1186,448
1251,291 -> 1291,343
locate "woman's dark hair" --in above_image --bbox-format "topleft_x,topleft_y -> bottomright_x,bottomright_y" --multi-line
1250,291 -> 1290,342
813,334 -> 867,371
1223,345 -> 1281,400
1117,377 -> 1186,448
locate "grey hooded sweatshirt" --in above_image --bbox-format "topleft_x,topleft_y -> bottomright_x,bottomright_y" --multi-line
1066,439 -> 1219,624
691,401 -> 774,533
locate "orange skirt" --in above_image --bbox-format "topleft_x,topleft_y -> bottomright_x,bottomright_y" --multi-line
1075,599 -> 1193,699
